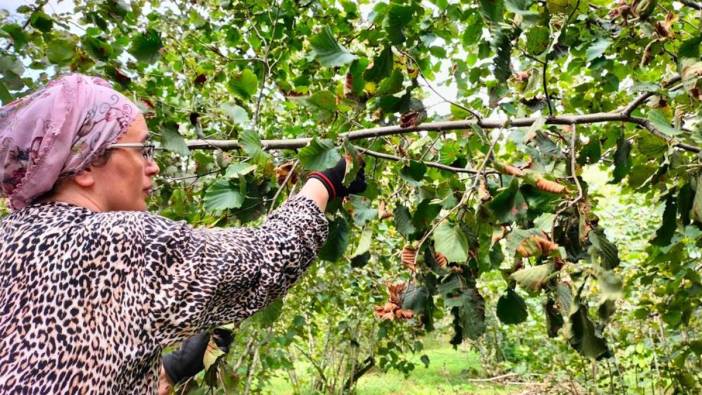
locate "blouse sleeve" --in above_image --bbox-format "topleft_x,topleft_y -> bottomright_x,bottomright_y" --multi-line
114,195 -> 328,346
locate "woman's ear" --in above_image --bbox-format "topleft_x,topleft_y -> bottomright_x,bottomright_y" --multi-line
72,168 -> 96,188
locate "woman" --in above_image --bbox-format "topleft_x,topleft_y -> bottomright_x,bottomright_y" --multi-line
0,74 -> 365,393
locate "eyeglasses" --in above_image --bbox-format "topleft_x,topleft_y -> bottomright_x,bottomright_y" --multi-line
107,143 -> 159,160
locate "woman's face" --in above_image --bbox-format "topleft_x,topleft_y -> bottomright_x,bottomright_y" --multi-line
90,115 -> 160,211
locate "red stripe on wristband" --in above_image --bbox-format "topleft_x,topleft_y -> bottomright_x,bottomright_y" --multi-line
309,172 -> 337,199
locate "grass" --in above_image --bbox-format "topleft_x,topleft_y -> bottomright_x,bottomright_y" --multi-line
264,340 -> 521,395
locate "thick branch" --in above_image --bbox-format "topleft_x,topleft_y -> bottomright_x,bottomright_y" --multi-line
186,111 -> 701,153
679,0 -> 702,10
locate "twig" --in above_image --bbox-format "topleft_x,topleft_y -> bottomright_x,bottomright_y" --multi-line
465,372 -> 519,382
253,2 -> 282,128
551,124 -> 583,236
399,49 -> 482,121
4,0 -> 49,51
268,160 -> 299,214
516,46 -> 546,65
543,59 -> 554,116
569,124 -> 584,204
620,75 -> 682,116
412,130 -> 502,264
355,146 -> 498,175
294,344 -> 328,389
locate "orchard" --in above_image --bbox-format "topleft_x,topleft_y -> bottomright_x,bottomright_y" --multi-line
2,0 -> 702,393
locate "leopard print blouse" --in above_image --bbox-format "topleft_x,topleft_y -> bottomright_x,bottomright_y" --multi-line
0,196 -> 328,393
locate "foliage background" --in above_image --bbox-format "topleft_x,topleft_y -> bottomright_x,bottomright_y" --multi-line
3,0 -> 702,393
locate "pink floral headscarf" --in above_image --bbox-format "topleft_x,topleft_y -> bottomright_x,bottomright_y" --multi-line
0,74 -> 139,210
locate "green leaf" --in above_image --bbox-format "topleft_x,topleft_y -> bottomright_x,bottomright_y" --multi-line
364,46 -> 393,83
204,179 -> 245,212
505,228 -> 543,257
479,0 -> 504,24
349,195 -> 377,227
557,282 -> 574,316
487,179 -> 528,223
228,69 -> 258,100
310,26 -> 357,67
526,26 -> 549,55
348,58 -> 369,96
586,38 -> 611,62
239,129 -> 267,162
351,227 -> 373,257
492,25 -> 513,82
2,24 -> 29,51
224,162 -> 256,178
679,34 -> 702,59
383,4 -> 413,44
598,300 -> 616,322
511,262 -> 554,292
254,298 -> 284,327
304,90 -> 337,122
569,304 -> 610,360
298,138 -> 341,171
610,134 -> 631,183
0,81 -> 12,105
577,139 -> 601,165
413,199 -> 442,230
401,284 -> 431,315
319,216 -> 350,261
447,288 -> 486,341
161,123 -> 190,156
393,205 -> 417,238
462,13 -> 483,45
496,289 -> 528,325
652,192 -> 677,246
376,69 -> 404,96
588,228 -> 620,270
544,298 -> 564,337
678,182 -> 694,226
129,29 -> 163,64
47,38 -> 76,65
30,11 -> 53,32
420,355 -> 430,368
433,221 -> 470,263
637,133 -> 667,156
222,103 -> 250,125
82,35 -> 113,61
647,109 -> 682,137
399,160 -> 427,185
341,140 -> 361,188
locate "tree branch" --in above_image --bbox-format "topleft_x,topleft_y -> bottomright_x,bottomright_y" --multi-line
543,59 -> 554,116
355,146 -> 498,174
621,75 -> 682,116
186,111 -> 701,153
679,0 -> 702,10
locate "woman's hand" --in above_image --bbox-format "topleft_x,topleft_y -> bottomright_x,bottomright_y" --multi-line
308,157 -> 367,200
160,328 -> 234,390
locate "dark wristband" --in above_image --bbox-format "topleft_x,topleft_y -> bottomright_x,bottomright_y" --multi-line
308,171 -> 338,199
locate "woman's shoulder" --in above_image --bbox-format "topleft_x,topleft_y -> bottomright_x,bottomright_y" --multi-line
90,208 -> 190,235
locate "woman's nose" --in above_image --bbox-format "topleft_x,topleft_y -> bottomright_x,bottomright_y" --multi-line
146,158 -> 160,177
